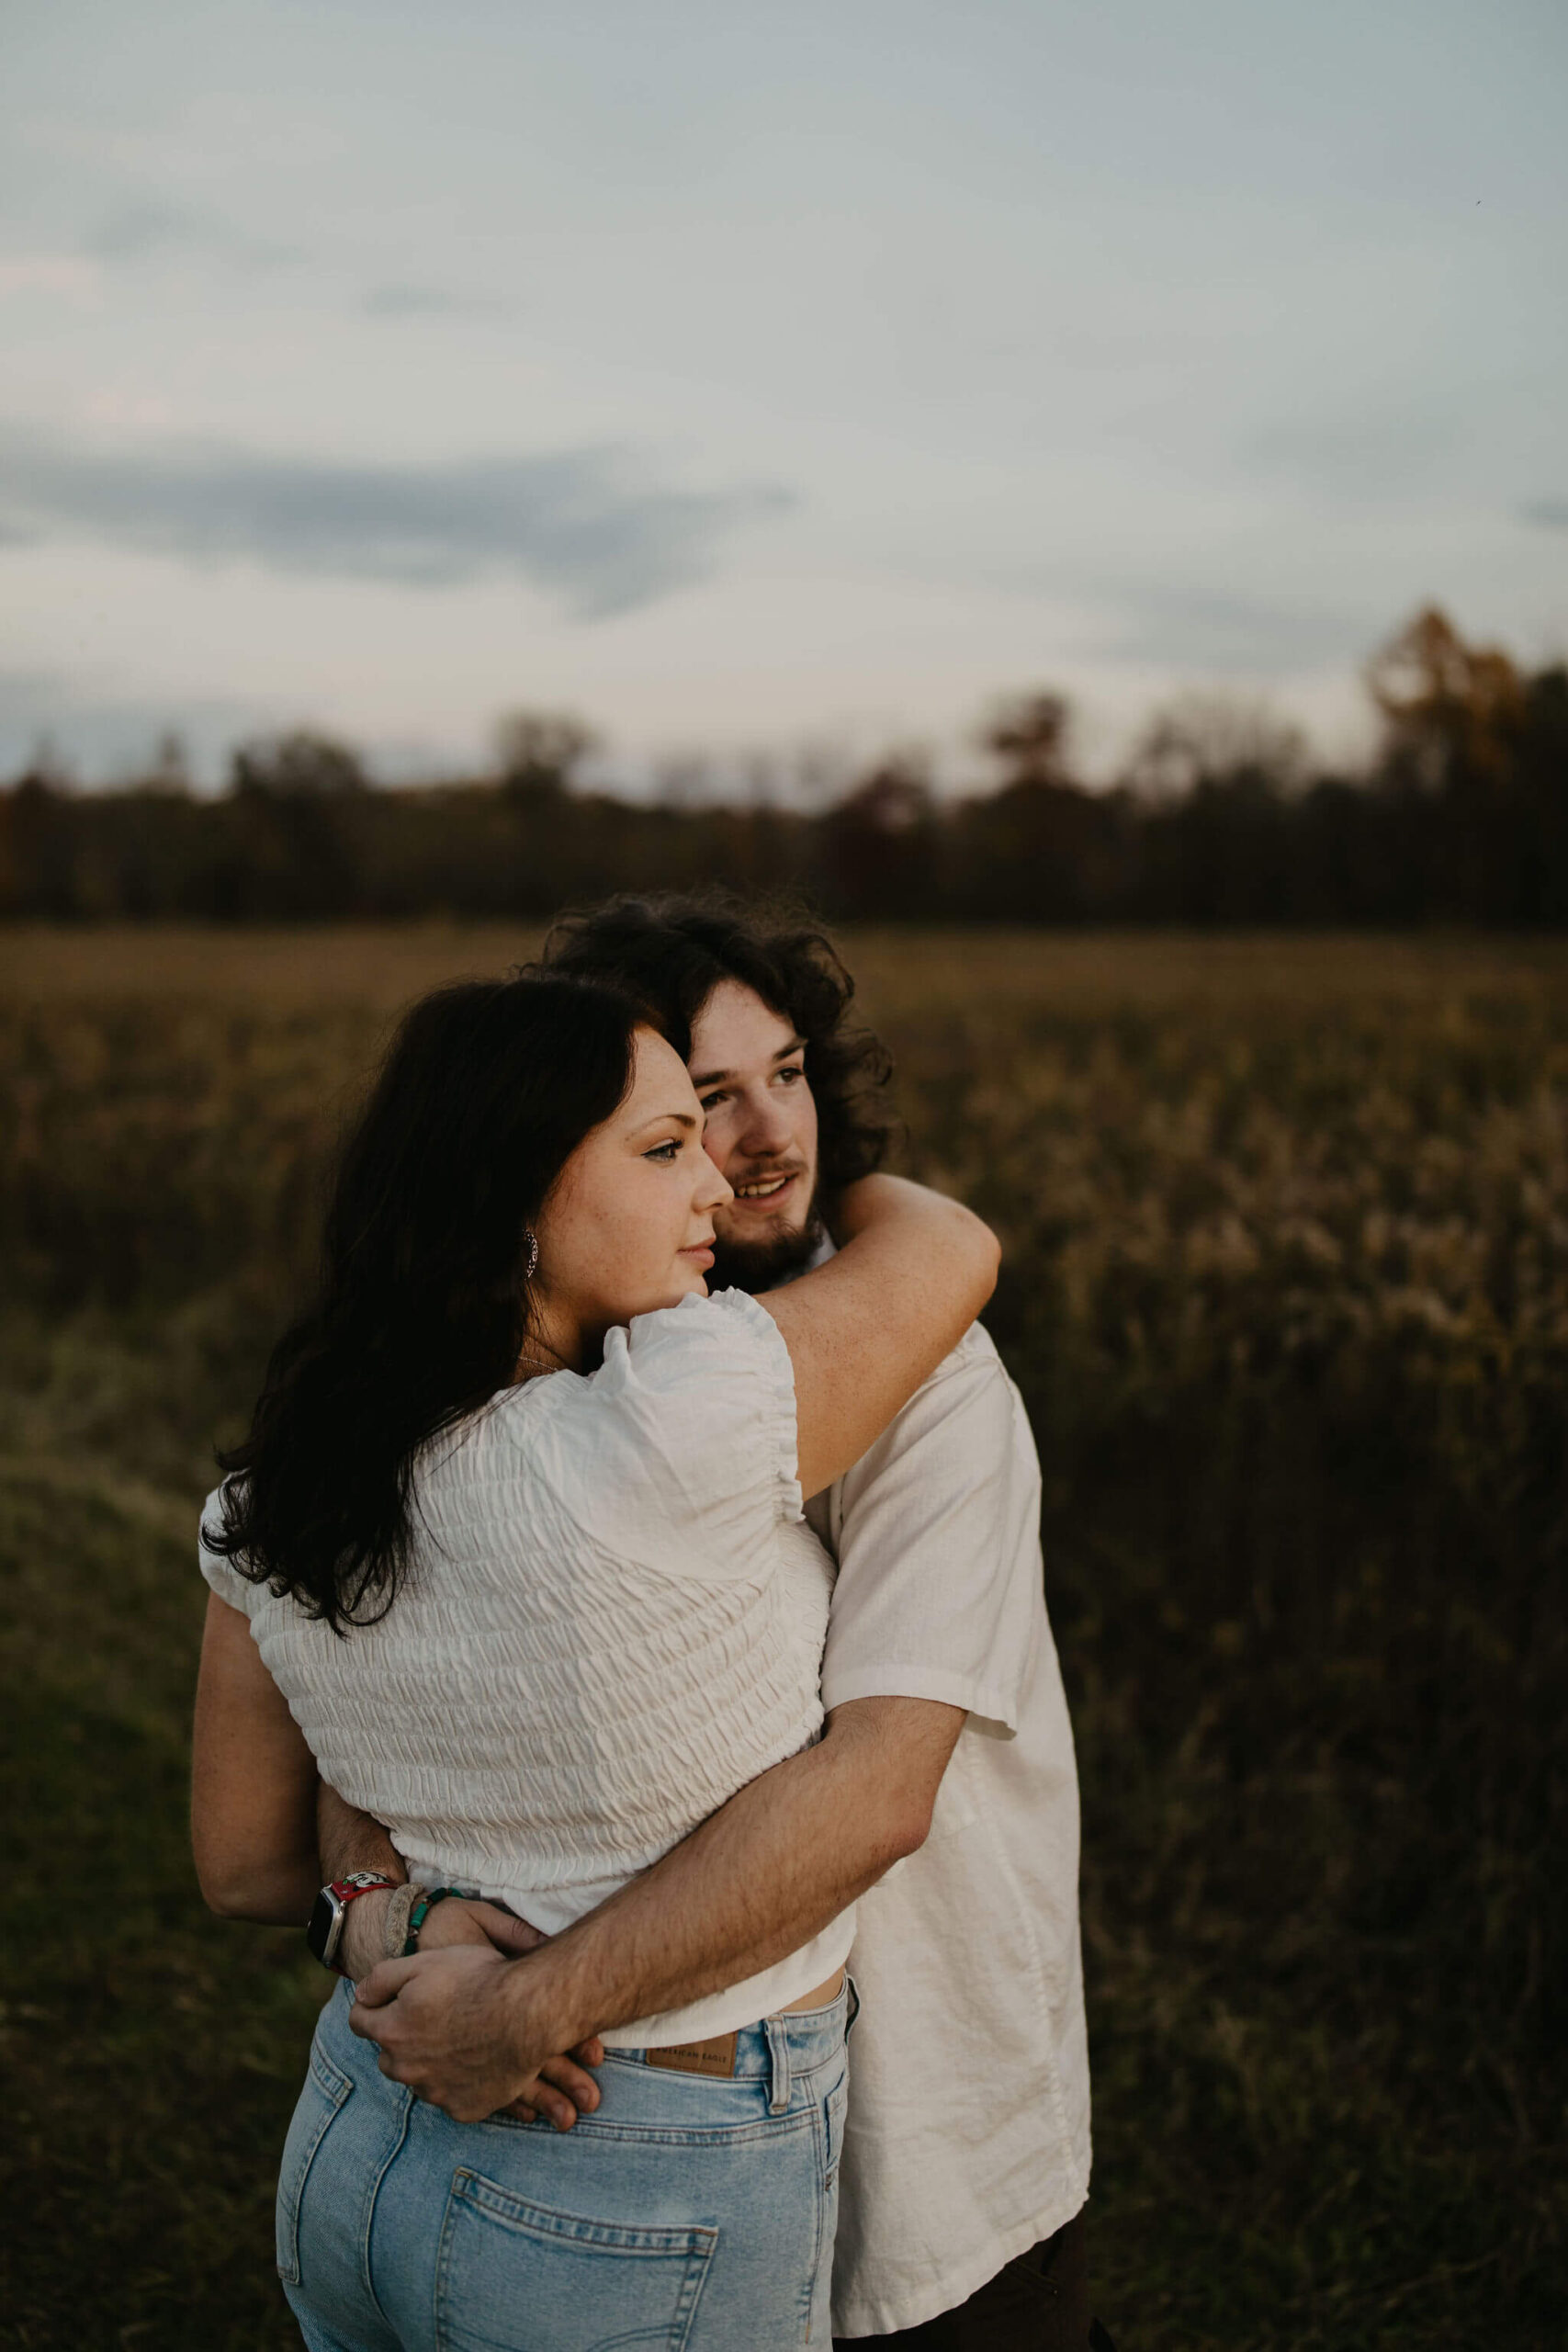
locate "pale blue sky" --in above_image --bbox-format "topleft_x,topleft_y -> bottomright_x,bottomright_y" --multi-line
2,0 -> 1563,785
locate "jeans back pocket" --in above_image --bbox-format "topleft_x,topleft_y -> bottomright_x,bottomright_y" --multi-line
435,2168 -> 716,2352
276,2041 -> 355,2287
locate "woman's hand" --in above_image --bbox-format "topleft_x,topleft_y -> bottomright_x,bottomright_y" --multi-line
349,1944 -> 603,2130
422,1895 -> 548,1958
336,1889 -> 549,1987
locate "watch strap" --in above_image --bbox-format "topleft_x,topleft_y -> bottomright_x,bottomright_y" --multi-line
307,1872 -> 401,1973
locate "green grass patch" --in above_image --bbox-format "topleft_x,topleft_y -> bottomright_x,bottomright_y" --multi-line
0,1473 -> 323,2349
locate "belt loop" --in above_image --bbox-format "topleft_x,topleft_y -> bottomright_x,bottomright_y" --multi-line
764,2014 -> 792,2113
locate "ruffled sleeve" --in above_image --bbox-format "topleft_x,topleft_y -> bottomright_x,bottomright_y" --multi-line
536,1288 -> 803,1583
197,1478 -> 262,1617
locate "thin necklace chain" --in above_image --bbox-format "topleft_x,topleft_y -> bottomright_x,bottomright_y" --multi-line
516,1350 -> 563,1376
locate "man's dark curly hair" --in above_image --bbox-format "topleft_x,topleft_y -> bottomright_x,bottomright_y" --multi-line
540,891 -> 896,1202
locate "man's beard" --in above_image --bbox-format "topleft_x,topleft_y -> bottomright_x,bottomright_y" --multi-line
707,1197 -> 825,1295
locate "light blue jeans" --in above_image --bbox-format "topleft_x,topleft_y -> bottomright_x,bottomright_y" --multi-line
277,1976 -> 850,2352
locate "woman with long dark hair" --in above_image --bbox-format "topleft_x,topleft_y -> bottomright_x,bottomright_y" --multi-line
191,971 -> 997,2352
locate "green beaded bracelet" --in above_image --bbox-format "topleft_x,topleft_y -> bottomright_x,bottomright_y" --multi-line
401,1885 -> 456,1955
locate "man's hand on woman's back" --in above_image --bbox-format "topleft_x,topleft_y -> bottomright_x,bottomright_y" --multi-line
321,1781 -> 603,2130
350,1942 -> 602,2129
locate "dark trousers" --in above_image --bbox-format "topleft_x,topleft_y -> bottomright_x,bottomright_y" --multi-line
834,2211 -> 1115,2350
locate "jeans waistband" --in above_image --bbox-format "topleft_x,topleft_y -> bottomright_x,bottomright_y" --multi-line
609,1981 -> 849,2114
328,1972 -> 849,2124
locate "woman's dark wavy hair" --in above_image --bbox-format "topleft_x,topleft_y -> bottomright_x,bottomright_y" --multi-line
540,891 -> 896,1200
204,974 -> 649,1634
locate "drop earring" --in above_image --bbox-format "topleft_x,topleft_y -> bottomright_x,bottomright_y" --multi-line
523,1227 -> 539,1282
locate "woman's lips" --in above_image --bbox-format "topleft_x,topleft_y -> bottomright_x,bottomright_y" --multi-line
680,1244 -> 716,1268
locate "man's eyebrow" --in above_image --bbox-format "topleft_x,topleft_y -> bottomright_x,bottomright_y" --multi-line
690,1039 -> 807,1090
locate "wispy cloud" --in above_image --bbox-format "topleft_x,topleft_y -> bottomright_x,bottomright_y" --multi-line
0,427 -> 793,616
0,200 -> 299,309
0,253 -> 99,299
1095,583 -> 1374,674
1521,498 -> 1568,531
85,198 -> 299,271
983,555 -> 1375,675
364,281 -> 499,319
1248,407 -> 1468,503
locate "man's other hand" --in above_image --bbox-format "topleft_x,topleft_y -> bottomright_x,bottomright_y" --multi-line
349,1944 -> 602,2130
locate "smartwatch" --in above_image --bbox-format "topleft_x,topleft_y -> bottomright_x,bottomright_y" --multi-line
307,1872 -> 400,1973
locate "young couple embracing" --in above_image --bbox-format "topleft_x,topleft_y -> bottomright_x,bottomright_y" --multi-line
192,896 -> 1108,2350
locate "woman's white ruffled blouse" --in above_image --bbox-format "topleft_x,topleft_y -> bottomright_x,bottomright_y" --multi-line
199,1289 -> 852,2044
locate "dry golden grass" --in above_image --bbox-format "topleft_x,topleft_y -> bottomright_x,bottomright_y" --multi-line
3,925 -> 1564,2348
11,920 -> 1568,1012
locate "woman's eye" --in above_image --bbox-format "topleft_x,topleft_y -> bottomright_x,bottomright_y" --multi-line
645,1140 -> 682,1163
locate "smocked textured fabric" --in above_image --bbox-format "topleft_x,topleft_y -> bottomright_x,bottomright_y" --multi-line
199,1288 -> 853,2045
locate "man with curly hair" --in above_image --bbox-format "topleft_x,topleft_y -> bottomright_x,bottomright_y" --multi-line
325,895 -> 1102,2348
539,897 -> 1099,2347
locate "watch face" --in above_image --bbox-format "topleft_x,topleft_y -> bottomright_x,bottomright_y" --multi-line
307,1885 -> 342,1968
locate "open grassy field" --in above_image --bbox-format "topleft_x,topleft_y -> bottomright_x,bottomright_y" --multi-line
2,925 -> 1564,2349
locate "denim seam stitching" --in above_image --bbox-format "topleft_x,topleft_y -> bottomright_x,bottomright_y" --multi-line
276,2055 -> 354,2288
671,2216 -> 716,2352
475,2108 -> 819,2150
360,2081 -> 413,2329
456,2169 -> 722,2254
803,2095 -> 829,2344
432,2168 -> 719,2350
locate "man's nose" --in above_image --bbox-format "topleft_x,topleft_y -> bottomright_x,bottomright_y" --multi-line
735,1089 -> 794,1158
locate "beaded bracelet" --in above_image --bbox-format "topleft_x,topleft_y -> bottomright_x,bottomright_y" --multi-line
401,1886 -> 456,1956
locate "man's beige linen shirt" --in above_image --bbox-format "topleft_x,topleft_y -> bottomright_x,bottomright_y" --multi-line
806,1311 -> 1091,2339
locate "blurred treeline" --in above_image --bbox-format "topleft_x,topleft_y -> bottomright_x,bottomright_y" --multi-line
6,605 -> 1567,926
